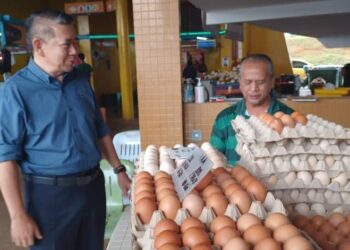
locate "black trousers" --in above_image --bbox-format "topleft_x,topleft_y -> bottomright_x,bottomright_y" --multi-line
24,169 -> 106,250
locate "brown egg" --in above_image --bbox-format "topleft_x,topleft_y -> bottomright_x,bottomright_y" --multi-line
329,212 -> 346,227
224,183 -> 243,198
254,237 -> 281,250
154,171 -> 171,182
135,197 -> 156,224
310,214 -> 326,229
154,218 -> 180,237
155,177 -> 173,187
154,230 -> 182,249
156,182 -> 175,193
311,231 -> 327,244
135,171 -> 153,182
339,240 -> 350,250
265,213 -> 290,231
280,114 -> 296,128
328,230 -> 344,245
262,113 -> 275,126
291,112 -> 308,125
214,227 -> 241,247
268,118 -> 284,134
318,240 -> 337,250
216,172 -> 232,184
157,188 -> 177,201
284,236 -> 313,250
273,111 -> 284,119
196,172 -> 214,191
246,180 -> 267,202
201,184 -> 223,199
243,224 -> 271,245
134,190 -> 156,204
273,224 -> 300,243
338,221 -> 350,235
158,243 -> 181,250
182,228 -> 211,248
135,177 -> 154,186
182,193 -> 204,218
159,196 -> 181,220
213,167 -> 228,176
210,215 -> 236,233
290,111 -> 301,119
221,178 -> 237,189
237,213 -> 262,232
302,223 -> 315,236
319,221 -> 335,235
292,214 -> 309,229
346,213 -> 350,222
229,190 -> 252,214
206,193 -> 228,216
231,166 -> 250,182
181,217 -> 206,233
191,243 -> 212,250
135,183 -> 154,195
223,237 -> 250,250
240,175 -> 255,188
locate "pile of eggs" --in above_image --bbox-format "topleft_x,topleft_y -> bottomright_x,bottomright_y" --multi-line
292,213 -> 350,249
148,212 -> 314,250
259,111 -> 307,134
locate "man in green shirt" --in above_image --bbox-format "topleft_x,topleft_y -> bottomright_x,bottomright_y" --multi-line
210,54 -> 294,166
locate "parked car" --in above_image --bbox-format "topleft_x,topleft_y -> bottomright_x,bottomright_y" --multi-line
291,59 -> 313,79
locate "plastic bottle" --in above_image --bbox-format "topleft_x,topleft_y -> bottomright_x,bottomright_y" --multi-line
183,78 -> 194,103
195,77 -> 205,103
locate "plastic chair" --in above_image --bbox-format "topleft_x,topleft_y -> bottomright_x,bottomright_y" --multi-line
112,130 -> 141,164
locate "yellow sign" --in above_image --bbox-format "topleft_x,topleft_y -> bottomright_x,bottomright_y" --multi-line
64,1 -> 105,15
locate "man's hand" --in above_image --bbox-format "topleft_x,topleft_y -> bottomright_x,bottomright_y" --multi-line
117,171 -> 132,196
11,212 -> 43,248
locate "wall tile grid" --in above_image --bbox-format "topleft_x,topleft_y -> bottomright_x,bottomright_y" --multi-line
133,0 -> 183,149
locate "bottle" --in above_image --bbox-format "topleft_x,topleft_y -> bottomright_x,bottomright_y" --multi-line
183,78 -> 194,103
195,77 -> 205,103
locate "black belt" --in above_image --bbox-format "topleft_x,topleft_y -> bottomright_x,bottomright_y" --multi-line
23,168 -> 100,186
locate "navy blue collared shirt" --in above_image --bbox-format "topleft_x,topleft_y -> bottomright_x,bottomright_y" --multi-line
0,59 -> 110,175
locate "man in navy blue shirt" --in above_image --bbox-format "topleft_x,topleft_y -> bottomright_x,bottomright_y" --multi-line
0,10 -> 131,249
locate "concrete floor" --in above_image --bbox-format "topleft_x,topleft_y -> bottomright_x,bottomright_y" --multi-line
0,115 -> 139,250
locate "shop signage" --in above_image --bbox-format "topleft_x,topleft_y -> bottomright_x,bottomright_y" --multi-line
168,147 -> 213,201
105,0 -> 115,12
64,1 -> 105,15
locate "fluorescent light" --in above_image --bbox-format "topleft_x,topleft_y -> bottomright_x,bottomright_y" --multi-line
196,36 -> 207,40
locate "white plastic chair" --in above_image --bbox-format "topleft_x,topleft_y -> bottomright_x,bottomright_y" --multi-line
112,130 -> 141,164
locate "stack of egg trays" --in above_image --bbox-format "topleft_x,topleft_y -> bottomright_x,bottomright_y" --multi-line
232,114 -> 350,216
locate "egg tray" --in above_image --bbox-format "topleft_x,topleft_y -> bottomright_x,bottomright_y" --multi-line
232,114 -> 350,144
286,202 -> 350,218
260,173 -> 350,193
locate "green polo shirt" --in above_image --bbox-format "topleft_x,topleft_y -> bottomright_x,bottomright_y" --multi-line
210,98 -> 294,166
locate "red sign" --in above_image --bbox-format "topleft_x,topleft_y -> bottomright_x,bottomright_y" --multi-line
64,1 -> 105,15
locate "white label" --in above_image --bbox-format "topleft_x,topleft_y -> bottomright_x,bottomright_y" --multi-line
171,148 -> 213,201
167,147 -> 196,159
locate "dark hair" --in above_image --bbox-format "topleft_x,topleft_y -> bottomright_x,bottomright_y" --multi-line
239,54 -> 274,77
78,53 -> 85,61
25,10 -> 74,49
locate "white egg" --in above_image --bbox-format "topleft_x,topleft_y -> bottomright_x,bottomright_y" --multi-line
297,171 -> 313,186
335,124 -> 344,134
319,139 -> 330,152
343,156 -> 350,167
291,155 -> 300,168
290,190 -> 299,202
160,161 -> 174,174
273,156 -> 283,167
256,158 -> 266,168
311,203 -> 326,215
294,203 -> 310,216
274,190 -> 284,199
316,125 -> 325,134
187,143 -> 198,148
267,175 -> 278,187
201,142 -> 212,151
173,144 -> 183,148
341,192 -> 350,203
307,189 -> 316,201
313,171 -> 330,186
284,172 -> 297,185
307,155 -> 318,169
324,190 -> 333,199
325,155 -> 335,168
332,173 -> 348,187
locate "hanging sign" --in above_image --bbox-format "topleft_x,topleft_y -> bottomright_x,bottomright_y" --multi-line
64,1 -> 105,15
105,0 -> 115,12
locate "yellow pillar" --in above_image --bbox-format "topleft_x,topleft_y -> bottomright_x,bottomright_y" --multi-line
115,0 -> 134,119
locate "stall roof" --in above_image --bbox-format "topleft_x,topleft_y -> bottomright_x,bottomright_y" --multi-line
188,0 -> 350,48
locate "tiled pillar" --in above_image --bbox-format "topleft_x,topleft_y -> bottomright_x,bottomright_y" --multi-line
133,0 -> 183,149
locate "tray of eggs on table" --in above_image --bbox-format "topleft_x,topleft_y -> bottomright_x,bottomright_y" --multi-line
232,111 -> 350,249
130,143 -> 317,250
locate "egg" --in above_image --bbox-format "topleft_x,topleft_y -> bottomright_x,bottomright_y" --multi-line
292,215 -> 309,229
154,230 -> 182,249
181,217 -> 206,233
310,215 -> 326,229
224,183 -> 243,198
328,230 -> 344,245
254,238 -> 281,250
338,240 -> 350,250
297,171 -> 312,185
191,244 -> 212,250
332,173 -> 348,187
201,184 -> 223,199
269,118 -> 284,134
229,190 -> 252,214
231,166 -> 250,182
246,180 -> 267,202
157,188 -> 177,201
265,213 -> 290,231
319,221 -> 335,235
337,221 -> 350,235
182,227 -> 211,248
274,111 -> 284,119
223,237 -> 250,250
212,167 -> 228,176
214,227 -> 241,247
267,175 -> 278,187
284,236 -> 313,250
293,114 -> 308,125
182,193 -> 204,218
134,190 -> 156,204
154,218 -> 180,237
135,182 -> 154,195
154,170 -> 171,182
216,173 -> 233,184
237,213 -> 262,232
135,171 -> 153,182
135,197 -> 157,224
328,212 -> 346,227
313,171 -> 330,186
195,172 -> 214,191
307,155 -> 318,169
206,193 -> 228,216
274,224 -> 300,243
159,196 -> 181,220
240,175 -> 256,188
210,215 -> 236,233
284,172 -> 297,185
280,114 -> 296,128
243,224 -> 271,245
158,243 -> 181,250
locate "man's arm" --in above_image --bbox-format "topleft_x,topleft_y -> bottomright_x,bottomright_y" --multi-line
99,135 -> 131,195
0,161 -> 42,247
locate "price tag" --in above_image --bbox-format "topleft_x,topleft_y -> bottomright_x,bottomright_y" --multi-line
167,147 -> 196,159
171,148 -> 213,201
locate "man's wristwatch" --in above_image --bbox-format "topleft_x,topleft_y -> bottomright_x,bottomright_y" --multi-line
113,164 -> 126,175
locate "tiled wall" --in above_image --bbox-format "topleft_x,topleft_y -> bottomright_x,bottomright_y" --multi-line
133,0 -> 183,149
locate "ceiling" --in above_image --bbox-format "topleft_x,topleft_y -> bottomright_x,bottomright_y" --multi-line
188,0 -> 350,48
